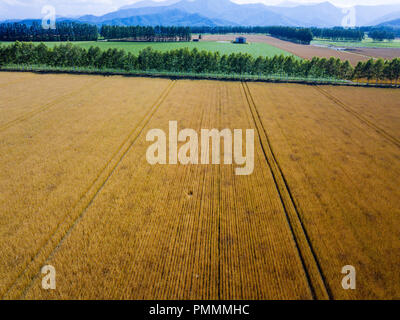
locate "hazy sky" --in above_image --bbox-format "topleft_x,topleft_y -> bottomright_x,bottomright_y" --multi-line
1,0 -> 400,20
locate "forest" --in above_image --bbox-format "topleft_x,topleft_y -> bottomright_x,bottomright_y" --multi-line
369,30 -> 396,41
361,26 -> 400,38
265,26 -> 313,44
311,27 -> 364,41
0,22 -> 98,41
100,25 -> 192,42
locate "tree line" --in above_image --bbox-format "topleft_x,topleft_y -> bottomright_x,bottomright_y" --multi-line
190,26 -> 276,34
354,59 -> 400,83
5,22 -> 395,44
1,41 -> 399,84
311,27 -> 364,41
100,25 -> 191,41
361,26 -> 400,38
0,22 -> 98,41
265,26 -> 313,44
368,30 -> 396,41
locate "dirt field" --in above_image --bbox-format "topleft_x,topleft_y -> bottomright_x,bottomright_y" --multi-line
345,47 -> 400,60
0,72 -> 399,300
202,34 -> 371,65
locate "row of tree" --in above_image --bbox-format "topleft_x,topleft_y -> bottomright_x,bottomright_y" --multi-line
0,42 -> 341,77
1,41 -> 399,84
311,27 -> 364,41
190,26 -> 314,44
265,26 -> 313,44
0,22 -> 98,41
354,59 -> 400,83
361,26 -> 400,38
190,26 -> 277,34
99,25 -> 191,41
369,30 -> 396,41
6,23 -> 397,44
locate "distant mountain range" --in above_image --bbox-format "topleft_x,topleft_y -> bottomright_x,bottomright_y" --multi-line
2,0 -> 400,28
378,18 -> 400,29
120,0 -> 181,10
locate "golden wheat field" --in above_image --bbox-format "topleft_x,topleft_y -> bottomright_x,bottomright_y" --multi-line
0,72 -> 399,300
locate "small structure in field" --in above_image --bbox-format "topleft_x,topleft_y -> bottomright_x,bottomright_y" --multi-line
234,36 -> 247,44
193,38 -> 199,42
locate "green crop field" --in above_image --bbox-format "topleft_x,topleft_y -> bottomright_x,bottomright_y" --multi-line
0,40 -> 296,58
312,37 -> 400,48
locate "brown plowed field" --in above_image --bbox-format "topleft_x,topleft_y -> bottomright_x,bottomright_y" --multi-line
0,72 -> 399,300
345,47 -> 400,60
203,34 -> 370,65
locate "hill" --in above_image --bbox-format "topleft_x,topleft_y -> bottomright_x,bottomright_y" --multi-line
267,2 -> 343,27
78,0 -> 400,28
120,0 -> 180,10
96,9 -> 234,27
377,18 -> 400,29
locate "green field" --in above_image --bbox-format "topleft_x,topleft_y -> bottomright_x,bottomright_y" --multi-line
0,40 -> 295,58
312,37 -> 400,48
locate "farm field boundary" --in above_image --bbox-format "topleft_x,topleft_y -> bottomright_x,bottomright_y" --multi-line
202,34 -> 369,65
0,40 -> 292,59
1,74 -> 398,299
241,82 -> 331,300
312,38 -> 400,49
2,80 -> 176,300
314,86 -> 400,148
1,67 -> 399,89
345,47 -> 400,61
18,80 -> 315,300
245,82 -> 400,299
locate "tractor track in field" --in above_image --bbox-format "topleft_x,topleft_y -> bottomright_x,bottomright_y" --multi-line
315,86 -> 400,148
241,81 -> 331,300
2,80 -> 176,300
0,78 -> 104,132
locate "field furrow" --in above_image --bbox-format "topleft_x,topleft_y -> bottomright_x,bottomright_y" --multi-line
18,80 -> 313,300
1,72 -> 398,300
218,82 -> 313,299
246,82 -> 400,299
314,86 -> 400,148
318,86 -> 400,141
0,75 -> 172,298
242,82 -> 330,300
